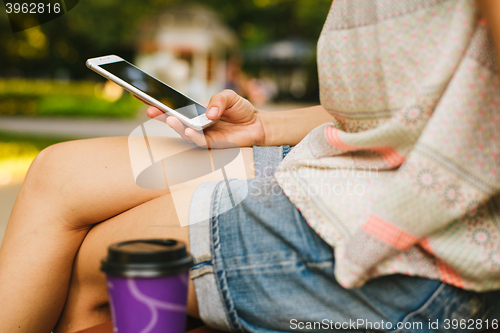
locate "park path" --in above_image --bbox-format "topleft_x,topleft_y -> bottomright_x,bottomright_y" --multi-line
0,114 -> 151,139
0,102 -> 307,139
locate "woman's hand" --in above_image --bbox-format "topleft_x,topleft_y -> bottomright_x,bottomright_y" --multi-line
147,89 -> 266,148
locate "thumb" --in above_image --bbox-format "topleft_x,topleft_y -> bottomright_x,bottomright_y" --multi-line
205,89 -> 239,120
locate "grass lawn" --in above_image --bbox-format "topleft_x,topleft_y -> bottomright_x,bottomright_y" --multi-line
0,131 -> 74,185
0,79 -> 141,118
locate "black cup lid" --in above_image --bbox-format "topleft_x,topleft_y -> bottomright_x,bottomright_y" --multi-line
101,239 -> 193,278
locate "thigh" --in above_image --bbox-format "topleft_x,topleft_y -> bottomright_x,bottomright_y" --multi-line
21,136 -> 191,228
17,136 -> 254,230
33,136 -> 255,228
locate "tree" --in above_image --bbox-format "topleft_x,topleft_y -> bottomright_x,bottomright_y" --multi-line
0,0 -> 332,80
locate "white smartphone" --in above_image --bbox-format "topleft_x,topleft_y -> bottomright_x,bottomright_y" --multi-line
86,55 -> 217,130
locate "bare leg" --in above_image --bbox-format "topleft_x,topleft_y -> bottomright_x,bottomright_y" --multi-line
54,144 -> 255,332
0,136 -> 253,333
53,194 -> 194,333
0,137 -> 170,332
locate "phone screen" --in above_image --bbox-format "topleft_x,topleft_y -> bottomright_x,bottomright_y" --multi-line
100,61 -> 205,119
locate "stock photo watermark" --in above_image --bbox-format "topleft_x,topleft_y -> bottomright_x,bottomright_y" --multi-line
290,318 -> 499,331
4,0 -> 79,33
127,115 -> 380,227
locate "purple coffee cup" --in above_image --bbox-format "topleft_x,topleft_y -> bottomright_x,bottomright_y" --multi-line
101,239 -> 194,333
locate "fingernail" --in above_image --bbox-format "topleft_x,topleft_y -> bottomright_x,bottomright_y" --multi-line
207,107 -> 219,118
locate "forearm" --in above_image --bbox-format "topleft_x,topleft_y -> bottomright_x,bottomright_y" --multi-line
258,105 -> 333,146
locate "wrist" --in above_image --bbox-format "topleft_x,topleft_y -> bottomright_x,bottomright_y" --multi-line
255,110 -> 275,146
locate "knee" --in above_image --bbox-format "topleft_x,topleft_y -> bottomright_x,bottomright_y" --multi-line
25,142 -> 68,189
21,141 -> 81,206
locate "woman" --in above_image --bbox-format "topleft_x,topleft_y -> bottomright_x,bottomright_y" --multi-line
1,0 -> 499,332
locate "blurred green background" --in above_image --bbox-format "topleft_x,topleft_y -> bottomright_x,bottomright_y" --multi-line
1,0 -> 332,121
1,0 -> 331,79
0,0 -> 332,175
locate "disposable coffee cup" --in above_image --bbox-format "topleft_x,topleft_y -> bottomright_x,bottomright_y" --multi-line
101,239 -> 194,333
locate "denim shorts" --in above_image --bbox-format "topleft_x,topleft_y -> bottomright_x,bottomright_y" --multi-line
188,146 -> 500,333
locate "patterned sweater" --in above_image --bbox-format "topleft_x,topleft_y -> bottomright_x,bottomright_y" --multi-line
275,0 -> 500,291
